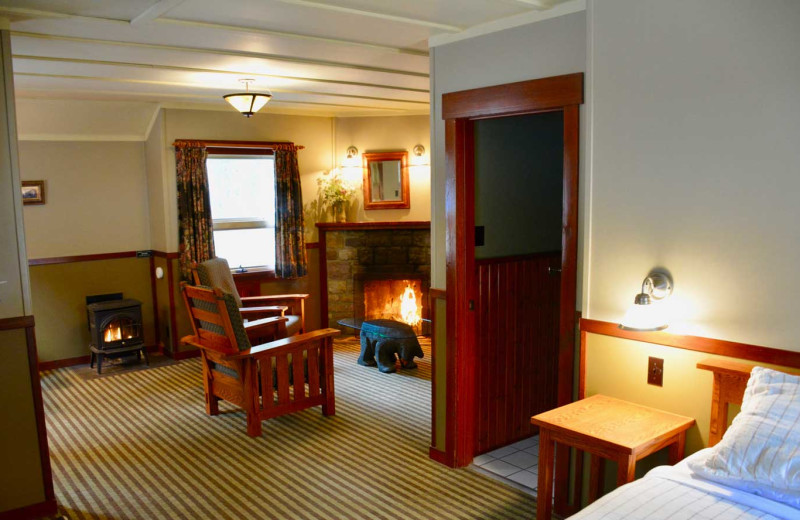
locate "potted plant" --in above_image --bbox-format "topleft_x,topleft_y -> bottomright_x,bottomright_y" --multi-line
317,170 -> 355,223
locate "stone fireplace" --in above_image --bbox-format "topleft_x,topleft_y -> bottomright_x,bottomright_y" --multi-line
317,222 -> 430,333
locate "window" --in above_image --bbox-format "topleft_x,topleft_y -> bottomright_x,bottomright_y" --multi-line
206,153 -> 275,271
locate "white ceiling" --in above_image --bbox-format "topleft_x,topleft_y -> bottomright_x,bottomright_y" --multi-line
1,0 -> 578,117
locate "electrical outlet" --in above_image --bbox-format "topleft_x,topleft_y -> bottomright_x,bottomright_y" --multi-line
648,357 -> 664,386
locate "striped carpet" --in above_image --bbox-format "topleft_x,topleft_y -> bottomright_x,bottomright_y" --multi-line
41,337 -> 536,519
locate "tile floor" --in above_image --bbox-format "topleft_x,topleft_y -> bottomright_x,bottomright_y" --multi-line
470,435 -> 540,496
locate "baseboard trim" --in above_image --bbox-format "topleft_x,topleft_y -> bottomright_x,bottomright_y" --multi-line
39,344 -> 161,371
0,498 -> 58,520
429,446 -> 454,467
170,349 -> 200,361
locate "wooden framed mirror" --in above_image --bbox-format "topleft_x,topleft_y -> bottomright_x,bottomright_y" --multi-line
362,151 -> 409,210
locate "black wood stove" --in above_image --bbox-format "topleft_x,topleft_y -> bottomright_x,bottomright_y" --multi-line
86,296 -> 148,374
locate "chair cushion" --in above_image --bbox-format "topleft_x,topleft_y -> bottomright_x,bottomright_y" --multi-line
221,292 -> 251,351
191,285 -> 250,352
197,258 -> 243,308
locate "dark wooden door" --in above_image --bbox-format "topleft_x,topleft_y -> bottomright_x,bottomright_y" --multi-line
443,73 -> 582,468
475,253 -> 560,453
471,110 -> 565,454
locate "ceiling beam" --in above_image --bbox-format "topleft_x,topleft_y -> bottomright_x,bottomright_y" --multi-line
12,32 -> 428,78
14,87 -> 411,112
267,0 -> 461,32
499,0 -> 551,8
0,6 -> 428,57
13,55 -> 430,94
130,0 -> 186,25
14,72 -> 430,105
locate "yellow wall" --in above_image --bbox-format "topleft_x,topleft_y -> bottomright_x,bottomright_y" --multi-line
584,332 -> 793,470
0,329 -> 46,512
334,115 -> 430,224
29,258 -> 155,362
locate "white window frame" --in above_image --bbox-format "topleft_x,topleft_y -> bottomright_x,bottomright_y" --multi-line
206,149 -> 276,274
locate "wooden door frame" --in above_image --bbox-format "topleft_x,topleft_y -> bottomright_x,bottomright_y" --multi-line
442,73 -> 584,468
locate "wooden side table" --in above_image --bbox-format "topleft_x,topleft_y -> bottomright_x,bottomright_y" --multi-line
531,394 -> 695,519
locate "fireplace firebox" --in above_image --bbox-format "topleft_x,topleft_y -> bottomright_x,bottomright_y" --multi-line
355,273 -> 429,335
86,296 -> 147,374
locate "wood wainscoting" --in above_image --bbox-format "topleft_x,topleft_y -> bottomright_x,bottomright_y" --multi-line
475,252 -> 560,454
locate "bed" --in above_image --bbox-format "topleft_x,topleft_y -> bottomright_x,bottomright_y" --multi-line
568,359 -> 800,520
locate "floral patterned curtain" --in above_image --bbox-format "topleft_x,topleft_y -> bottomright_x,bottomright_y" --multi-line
175,142 -> 215,282
274,145 -> 307,278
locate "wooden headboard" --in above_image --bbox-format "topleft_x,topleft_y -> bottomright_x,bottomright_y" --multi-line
697,358 -> 800,446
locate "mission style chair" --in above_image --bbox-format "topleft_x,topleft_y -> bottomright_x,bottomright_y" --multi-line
191,257 -> 308,336
180,283 -> 339,437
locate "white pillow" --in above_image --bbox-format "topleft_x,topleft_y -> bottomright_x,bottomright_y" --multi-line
688,366 -> 800,508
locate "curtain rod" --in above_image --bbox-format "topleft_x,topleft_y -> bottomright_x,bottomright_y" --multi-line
172,139 -> 305,150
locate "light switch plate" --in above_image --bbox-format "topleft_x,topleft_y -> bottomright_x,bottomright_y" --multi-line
648,357 -> 664,387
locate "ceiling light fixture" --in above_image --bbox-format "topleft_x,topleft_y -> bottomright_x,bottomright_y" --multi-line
619,269 -> 674,331
223,79 -> 271,118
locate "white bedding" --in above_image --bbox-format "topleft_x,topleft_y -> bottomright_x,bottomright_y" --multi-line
567,450 -> 800,520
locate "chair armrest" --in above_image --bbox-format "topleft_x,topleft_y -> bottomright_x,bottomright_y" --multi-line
244,316 -> 288,344
244,316 -> 287,330
180,334 -> 238,355
240,306 -> 288,319
227,328 -> 340,359
240,294 -> 309,306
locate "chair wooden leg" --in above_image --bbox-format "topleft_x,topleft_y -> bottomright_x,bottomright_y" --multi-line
201,352 -> 219,416
321,337 -> 336,416
243,360 -> 262,437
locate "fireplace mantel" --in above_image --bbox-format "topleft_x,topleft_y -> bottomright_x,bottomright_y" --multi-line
316,221 -> 429,232
317,221 -> 431,329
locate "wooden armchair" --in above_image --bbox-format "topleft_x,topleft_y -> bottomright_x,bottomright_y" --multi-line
191,258 -> 308,335
180,283 -> 339,437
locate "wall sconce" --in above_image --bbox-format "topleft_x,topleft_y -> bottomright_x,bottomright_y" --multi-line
411,144 -> 428,166
619,269 -> 674,331
343,146 -> 359,168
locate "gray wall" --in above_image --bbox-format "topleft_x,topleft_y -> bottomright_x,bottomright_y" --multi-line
586,0 -> 800,350
474,112 -> 563,259
430,11 -> 587,288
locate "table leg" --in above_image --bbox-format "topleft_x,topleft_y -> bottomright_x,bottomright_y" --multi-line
616,454 -> 636,487
588,454 -> 605,504
537,430 -> 555,520
668,433 -> 686,464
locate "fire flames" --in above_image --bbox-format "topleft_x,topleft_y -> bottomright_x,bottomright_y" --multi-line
103,325 -> 133,343
104,326 -> 122,342
399,285 -> 421,327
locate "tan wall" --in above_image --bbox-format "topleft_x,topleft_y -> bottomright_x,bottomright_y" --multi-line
581,1 -> 800,462
145,111 -> 168,253
19,141 -> 150,258
430,12 -> 587,290
585,1 -> 800,350
0,26 -> 47,514
29,258 -> 155,362
334,115 -> 430,224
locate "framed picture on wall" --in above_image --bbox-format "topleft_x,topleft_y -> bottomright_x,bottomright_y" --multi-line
21,180 -> 45,205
